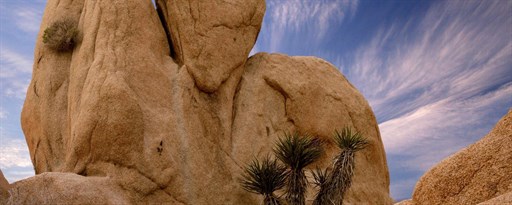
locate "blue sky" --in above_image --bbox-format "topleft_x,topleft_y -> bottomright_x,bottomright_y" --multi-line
0,0 -> 511,201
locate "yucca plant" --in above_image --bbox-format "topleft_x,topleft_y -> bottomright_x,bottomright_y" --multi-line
321,127 -> 369,205
311,168 -> 329,205
240,156 -> 288,205
274,132 -> 323,205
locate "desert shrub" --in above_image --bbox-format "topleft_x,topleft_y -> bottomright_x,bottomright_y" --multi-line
314,127 -> 369,205
311,168 -> 329,205
240,156 -> 288,205
240,128 -> 369,205
274,132 -> 323,205
42,18 -> 78,52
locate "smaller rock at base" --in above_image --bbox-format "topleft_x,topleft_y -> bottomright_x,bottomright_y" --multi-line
395,199 -> 415,205
478,192 -> 512,205
0,169 -> 10,203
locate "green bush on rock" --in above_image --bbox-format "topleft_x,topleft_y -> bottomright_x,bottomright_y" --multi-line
43,19 -> 78,52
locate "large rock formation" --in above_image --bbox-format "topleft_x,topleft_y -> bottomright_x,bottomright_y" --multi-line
11,0 -> 393,204
411,109 -> 512,205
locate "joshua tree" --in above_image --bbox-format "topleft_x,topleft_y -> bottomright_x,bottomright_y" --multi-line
319,127 -> 369,205
240,156 -> 288,205
274,132 -> 323,205
43,18 -> 79,52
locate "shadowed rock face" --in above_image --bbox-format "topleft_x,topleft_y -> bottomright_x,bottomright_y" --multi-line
411,110 -> 512,205
0,170 -> 9,203
13,0 -> 392,204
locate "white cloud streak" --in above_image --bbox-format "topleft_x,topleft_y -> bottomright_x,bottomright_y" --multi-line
382,83 -> 512,169
347,1 -> 511,120
0,48 -> 33,77
264,0 -> 358,52
13,5 -> 43,34
0,48 -> 33,99
339,0 -> 512,199
0,125 -> 34,183
0,108 -> 6,119
0,138 -> 32,169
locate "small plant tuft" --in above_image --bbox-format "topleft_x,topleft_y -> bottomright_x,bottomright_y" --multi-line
42,18 -> 79,52
240,156 -> 288,205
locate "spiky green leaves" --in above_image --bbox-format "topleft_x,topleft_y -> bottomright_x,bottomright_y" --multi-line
312,168 -> 328,188
43,18 -> 79,52
333,127 -> 369,152
240,128 -> 368,205
240,156 -> 288,196
274,132 -> 323,205
273,132 -> 323,170
312,168 -> 330,205
316,127 -> 369,205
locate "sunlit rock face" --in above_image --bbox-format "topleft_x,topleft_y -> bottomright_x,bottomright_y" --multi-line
13,0 -> 392,204
412,109 -> 512,205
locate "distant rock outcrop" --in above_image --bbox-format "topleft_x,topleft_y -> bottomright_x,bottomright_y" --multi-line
10,0 -> 393,204
411,109 -> 512,205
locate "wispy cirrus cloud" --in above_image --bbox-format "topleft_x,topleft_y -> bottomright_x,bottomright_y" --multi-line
259,0 -> 359,53
0,110 -> 6,119
0,138 -> 32,169
346,1 -> 511,121
0,48 -> 33,77
0,48 -> 32,99
0,1 -> 44,34
13,6 -> 43,33
0,137 -> 33,183
383,83 -> 512,168
0,2 -> 43,100
0,1 -> 45,183
336,0 -> 512,200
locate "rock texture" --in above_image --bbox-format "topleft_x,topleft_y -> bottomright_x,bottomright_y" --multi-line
13,0 -> 392,204
394,199 -> 415,205
6,173 -> 131,204
411,109 -> 512,205
156,0 -> 266,92
478,191 -> 512,205
0,170 -> 9,203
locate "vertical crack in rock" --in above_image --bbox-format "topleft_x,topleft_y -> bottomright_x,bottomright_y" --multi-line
155,1 -> 177,61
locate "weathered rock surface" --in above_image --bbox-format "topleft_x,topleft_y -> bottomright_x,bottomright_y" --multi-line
411,109 -> 512,205
394,199 -> 415,205
0,170 -> 9,203
156,0 -> 265,92
6,173 -> 131,205
478,191 -> 512,205
14,0 -> 392,204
